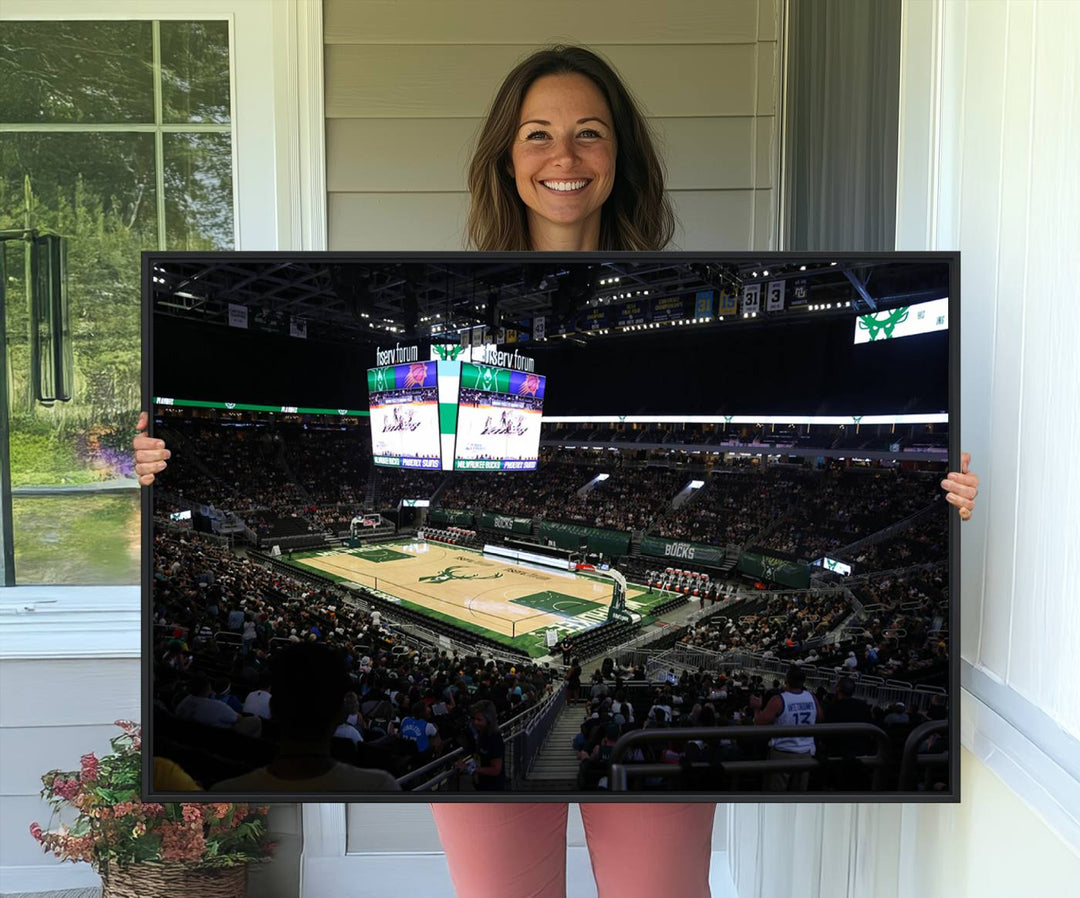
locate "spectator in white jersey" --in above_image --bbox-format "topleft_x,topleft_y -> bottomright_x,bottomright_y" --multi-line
750,665 -> 824,791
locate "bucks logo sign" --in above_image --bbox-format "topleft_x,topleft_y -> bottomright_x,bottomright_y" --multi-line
432,344 -> 467,361
419,565 -> 505,584
857,307 -> 910,341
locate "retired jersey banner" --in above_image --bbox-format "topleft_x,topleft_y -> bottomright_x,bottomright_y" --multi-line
533,314 -> 546,341
694,290 -> 715,319
718,289 -> 738,316
741,284 -> 761,315
640,535 -> 727,565
766,280 -> 786,311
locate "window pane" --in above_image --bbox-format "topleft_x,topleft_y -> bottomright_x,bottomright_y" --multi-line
0,21 -> 154,124
164,133 -> 235,250
2,132 -> 152,585
160,20 -> 232,124
11,492 -> 140,585
1,132 -> 155,477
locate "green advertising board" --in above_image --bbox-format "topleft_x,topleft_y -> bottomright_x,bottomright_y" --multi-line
639,535 -> 727,565
429,508 -> 475,526
478,512 -> 533,534
537,521 -> 631,557
737,551 -> 811,589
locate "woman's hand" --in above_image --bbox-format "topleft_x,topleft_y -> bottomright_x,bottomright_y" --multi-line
941,451 -> 979,521
133,411 -> 170,486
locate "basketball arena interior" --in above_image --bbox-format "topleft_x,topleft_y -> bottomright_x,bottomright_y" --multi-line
147,255 -> 954,797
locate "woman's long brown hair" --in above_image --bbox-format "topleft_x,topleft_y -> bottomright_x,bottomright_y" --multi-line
467,46 -> 675,252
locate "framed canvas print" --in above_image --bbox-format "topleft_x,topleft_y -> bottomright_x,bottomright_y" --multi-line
143,251 -> 959,803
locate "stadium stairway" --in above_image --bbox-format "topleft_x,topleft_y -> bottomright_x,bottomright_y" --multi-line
523,701 -> 586,789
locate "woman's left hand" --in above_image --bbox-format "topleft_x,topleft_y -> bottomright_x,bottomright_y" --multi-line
941,451 -> 979,521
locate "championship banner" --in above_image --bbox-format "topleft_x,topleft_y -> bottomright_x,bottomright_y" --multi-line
496,327 -> 506,344
694,290 -> 715,319
651,295 -> 687,322
792,278 -> 809,303
578,307 -> 611,331
228,303 -> 248,329
533,315 -> 546,341
766,280 -> 786,311
290,316 -> 307,339
505,329 -> 517,344
616,300 -> 649,327
639,535 -> 726,565
741,284 -> 761,315
718,289 -> 738,316
736,551 -> 811,589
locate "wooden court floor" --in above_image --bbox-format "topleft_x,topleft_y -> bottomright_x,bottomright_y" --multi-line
295,540 -> 644,638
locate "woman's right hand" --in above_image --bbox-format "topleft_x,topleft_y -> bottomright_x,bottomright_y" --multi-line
133,410 -> 170,486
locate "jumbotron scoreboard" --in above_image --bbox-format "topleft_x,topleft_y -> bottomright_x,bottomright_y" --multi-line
367,361 -> 442,469
454,363 -> 546,471
367,354 -> 546,472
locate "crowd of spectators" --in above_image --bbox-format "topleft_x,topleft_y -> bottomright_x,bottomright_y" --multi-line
649,467 -> 807,546
758,468 -> 943,560
681,592 -> 852,656
565,663 -> 949,791
676,563 -> 948,687
850,504 -> 948,572
437,459 -> 601,520
151,529 -> 559,789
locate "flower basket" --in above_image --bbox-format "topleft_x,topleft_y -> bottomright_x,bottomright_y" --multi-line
30,721 -> 273,891
101,862 -> 247,898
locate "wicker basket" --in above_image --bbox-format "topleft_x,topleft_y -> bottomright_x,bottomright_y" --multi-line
100,863 -> 247,898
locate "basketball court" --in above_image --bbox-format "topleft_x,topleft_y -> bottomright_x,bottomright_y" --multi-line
282,539 -> 667,657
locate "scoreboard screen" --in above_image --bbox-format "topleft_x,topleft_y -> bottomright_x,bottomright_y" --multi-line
367,361 -> 442,469
454,363 -> 546,471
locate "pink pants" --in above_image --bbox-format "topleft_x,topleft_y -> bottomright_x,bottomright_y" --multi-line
431,803 -> 716,898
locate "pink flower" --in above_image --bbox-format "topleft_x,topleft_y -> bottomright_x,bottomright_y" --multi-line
52,778 -> 80,801
159,821 -> 206,863
29,822 -> 43,842
181,805 -> 202,824
80,753 -> 100,782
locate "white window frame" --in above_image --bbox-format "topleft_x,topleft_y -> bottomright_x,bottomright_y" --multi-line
0,0 -> 326,654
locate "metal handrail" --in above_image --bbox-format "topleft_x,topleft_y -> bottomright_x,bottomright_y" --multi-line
395,684 -> 565,790
608,723 -> 892,791
897,719 -> 949,790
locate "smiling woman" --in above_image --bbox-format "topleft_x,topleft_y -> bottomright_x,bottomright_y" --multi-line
509,73 -> 617,250
466,45 -> 674,252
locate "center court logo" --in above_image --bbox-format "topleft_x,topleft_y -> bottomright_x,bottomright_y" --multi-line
418,565 -> 505,584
